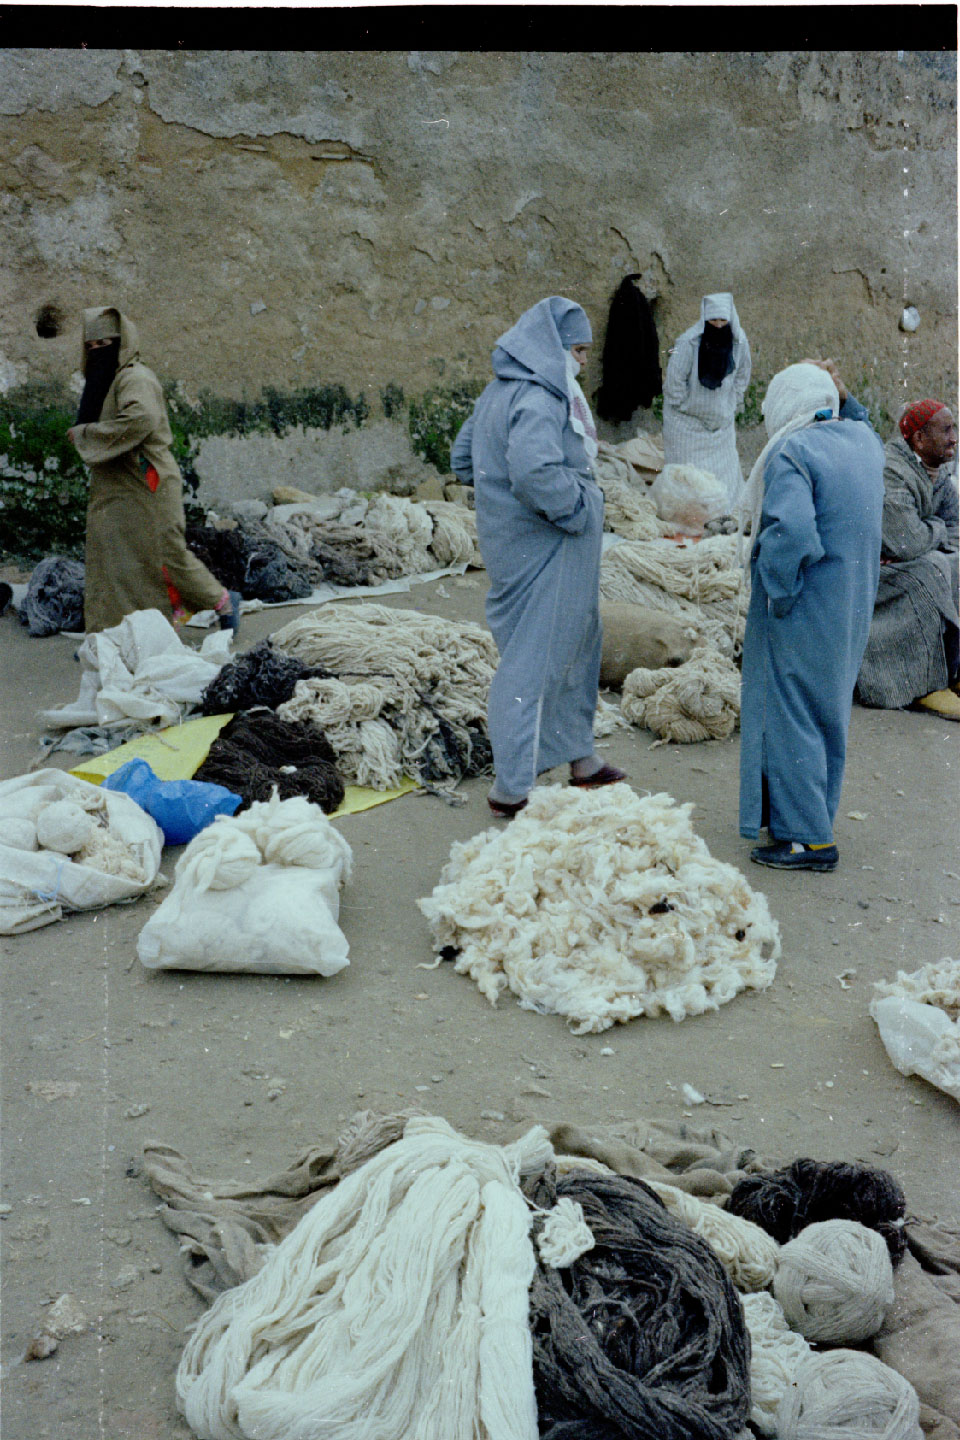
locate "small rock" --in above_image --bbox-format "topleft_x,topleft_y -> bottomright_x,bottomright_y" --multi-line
480,1109 -> 505,1121
112,1264 -> 141,1290
25,1081 -> 80,1102
599,1046 -> 615,1056
46,1293 -> 87,1338
148,1261 -> 163,1274
857,900 -> 870,910
414,1085 -> 431,1092
0,1203 -> 12,1216
900,305 -> 920,332
105,1227 -> 132,1247
123,1104 -> 150,1119
847,811 -> 867,821
250,300 -> 267,316
24,1332 -> 58,1361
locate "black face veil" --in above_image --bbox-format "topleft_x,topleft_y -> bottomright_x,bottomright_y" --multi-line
76,339 -> 120,423
697,323 -> 735,390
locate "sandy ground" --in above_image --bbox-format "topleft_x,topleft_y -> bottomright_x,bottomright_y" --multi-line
1,570 -> 959,1439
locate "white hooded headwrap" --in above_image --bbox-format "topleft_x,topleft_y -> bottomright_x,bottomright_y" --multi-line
737,363 -> 840,565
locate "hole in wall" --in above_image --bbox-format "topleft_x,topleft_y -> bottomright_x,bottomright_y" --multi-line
35,304 -> 65,339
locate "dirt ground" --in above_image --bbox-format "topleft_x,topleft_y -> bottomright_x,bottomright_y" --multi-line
1,570 -> 958,1439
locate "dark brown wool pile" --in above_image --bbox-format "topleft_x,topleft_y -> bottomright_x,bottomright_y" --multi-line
186,523 -> 313,603
199,640 -> 332,715
523,1167 -> 751,1440
194,708 -> 345,814
728,1158 -> 907,1264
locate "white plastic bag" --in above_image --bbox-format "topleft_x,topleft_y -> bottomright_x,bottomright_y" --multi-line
0,771 -> 164,935
137,792 -> 352,975
650,464 -> 729,534
869,995 -> 960,1104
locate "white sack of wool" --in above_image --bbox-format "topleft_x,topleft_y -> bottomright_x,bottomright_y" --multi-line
650,464 -> 730,535
138,792 -> 352,976
0,770 -> 163,935
176,1115 -> 549,1440
418,783 -> 780,1035
621,646 -> 741,743
870,957 -> 960,1103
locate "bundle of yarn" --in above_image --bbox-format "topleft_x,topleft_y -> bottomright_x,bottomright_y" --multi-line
523,1166 -> 751,1439
186,521 -> 313,603
644,1179 -> 780,1291
741,1291 -> 814,1435
600,534 -> 748,653
773,1218 -> 895,1343
728,1157 -> 907,1263
593,445 -> 673,540
19,555 -> 86,636
272,605 -> 497,792
621,644 -> 741,742
19,792 -> 147,882
199,639 -> 332,715
193,708 -> 345,813
176,1116 -> 550,1440
775,1350 -> 923,1440
418,783 -> 780,1033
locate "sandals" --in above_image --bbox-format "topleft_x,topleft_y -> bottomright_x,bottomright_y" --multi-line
569,763 -> 627,789
487,797 -> 529,819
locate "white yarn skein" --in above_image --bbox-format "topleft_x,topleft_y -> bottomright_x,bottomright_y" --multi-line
174,822 -> 261,896
231,792 -> 353,877
646,1180 -> 780,1291
36,801 -> 94,854
741,1291 -> 814,1435
536,1198 -> 596,1268
773,1218 -> 894,1343
776,1349 -> 923,1440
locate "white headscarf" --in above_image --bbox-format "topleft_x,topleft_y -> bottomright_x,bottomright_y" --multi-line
565,350 -> 599,461
737,362 -> 840,566
700,292 -> 742,340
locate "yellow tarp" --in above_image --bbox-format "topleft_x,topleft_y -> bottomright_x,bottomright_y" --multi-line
69,713 -> 420,817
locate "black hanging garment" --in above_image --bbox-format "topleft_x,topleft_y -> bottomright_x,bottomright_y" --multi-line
596,275 -> 663,423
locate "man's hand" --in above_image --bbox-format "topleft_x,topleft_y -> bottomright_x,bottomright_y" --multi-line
801,357 -> 847,406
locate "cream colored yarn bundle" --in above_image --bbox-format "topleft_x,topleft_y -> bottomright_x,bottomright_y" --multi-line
775,1350 -> 923,1440
645,1181 -> 780,1291
419,783 -> 780,1034
621,646 -> 741,742
599,535 -> 748,652
593,446 -> 673,541
773,1218 -> 895,1343
740,1291 -> 814,1436
176,1116 -> 550,1440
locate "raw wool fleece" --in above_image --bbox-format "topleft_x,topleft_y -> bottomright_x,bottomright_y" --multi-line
418,783 -> 780,1034
599,534 -> 749,655
621,644 -> 742,742
650,463 -> 731,535
272,605 -> 497,792
175,1116 -> 550,1440
870,957 -> 960,1103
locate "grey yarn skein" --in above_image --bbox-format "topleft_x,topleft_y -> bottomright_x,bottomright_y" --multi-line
776,1349 -> 923,1440
773,1219 -> 894,1343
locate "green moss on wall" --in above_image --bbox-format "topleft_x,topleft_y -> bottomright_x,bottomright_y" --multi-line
408,383 -> 482,473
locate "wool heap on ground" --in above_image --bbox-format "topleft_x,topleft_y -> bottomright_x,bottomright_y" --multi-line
599,533 -> 748,655
419,782 -> 780,1033
271,604 -> 497,792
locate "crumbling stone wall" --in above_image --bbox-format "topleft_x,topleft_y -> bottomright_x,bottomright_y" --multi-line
0,49 -> 955,507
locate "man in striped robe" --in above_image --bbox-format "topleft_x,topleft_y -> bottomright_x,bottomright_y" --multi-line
856,400 -> 959,719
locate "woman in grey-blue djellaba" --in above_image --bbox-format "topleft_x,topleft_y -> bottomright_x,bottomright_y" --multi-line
738,361 -> 885,872
450,297 -> 625,817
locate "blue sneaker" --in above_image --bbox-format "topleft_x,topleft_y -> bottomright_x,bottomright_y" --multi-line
750,841 -> 838,872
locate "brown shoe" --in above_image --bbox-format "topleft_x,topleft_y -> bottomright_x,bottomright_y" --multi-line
569,763 -> 628,789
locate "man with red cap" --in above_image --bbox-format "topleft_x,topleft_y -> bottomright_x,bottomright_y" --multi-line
856,397 -> 959,718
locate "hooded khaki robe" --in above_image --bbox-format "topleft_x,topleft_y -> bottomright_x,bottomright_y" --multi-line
73,307 -> 224,633
450,299 -> 604,797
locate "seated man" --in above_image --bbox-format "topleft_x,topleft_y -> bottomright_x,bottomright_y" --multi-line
856,399 -> 959,719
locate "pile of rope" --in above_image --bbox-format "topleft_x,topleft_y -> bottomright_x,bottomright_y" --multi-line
728,1157 -> 907,1263
621,644 -> 742,742
199,639 -> 332,715
272,605 -> 497,793
523,1165 -> 751,1438
186,521 -> 313,603
419,782 -> 780,1033
194,709 -> 345,813
600,534 -> 748,655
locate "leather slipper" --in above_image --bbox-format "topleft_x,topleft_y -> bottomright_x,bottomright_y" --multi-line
569,763 -> 627,789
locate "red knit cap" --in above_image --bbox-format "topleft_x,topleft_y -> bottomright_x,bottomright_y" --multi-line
899,398 -> 945,442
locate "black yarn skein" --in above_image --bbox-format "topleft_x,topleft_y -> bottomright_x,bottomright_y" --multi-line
199,640 -> 332,715
524,1166 -> 751,1440
728,1157 -> 907,1264
194,708 -> 345,814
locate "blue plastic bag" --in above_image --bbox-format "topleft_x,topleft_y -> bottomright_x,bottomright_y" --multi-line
101,759 -> 242,846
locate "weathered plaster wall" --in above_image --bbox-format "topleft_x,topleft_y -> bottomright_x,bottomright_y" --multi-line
1,49 -> 956,422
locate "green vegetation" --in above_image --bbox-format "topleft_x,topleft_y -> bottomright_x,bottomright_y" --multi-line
408,382 -> 482,473
735,378 -> 766,430
0,395 -> 89,560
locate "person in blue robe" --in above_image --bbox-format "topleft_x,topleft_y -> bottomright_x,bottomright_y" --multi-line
738,360 -> 884,871
450,296 -> 625,817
